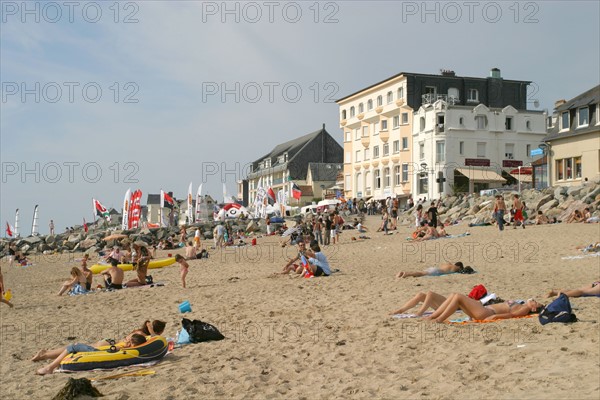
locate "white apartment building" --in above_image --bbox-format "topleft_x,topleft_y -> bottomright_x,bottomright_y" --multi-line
412,100 -> 548,198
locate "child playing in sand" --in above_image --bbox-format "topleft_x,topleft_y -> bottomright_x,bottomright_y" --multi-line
175,254 -> 189,288
0,266 -> 14,308
396,262 -> 473,278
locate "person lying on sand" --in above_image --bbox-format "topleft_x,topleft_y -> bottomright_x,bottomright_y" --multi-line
34,334 -> 147,375
32,320 -> 166,364
396,262 -> 473,278
100,258 -> 124,289
424,293 -> 543,323
389,291 -> 448,316
547,282 -> 600,298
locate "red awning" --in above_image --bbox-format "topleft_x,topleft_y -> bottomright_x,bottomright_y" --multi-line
509,167 -> 532,175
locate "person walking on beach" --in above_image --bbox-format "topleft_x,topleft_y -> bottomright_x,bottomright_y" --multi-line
493,195 -> 507,231
512,194 -> 525,229
427,201 -> 438,228
194,228 -> 202,248
324,214 -> 332,245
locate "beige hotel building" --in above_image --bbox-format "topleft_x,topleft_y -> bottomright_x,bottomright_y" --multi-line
336,74 -> 413,201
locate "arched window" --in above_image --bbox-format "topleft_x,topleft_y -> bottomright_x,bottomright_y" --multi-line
355,173 -> 363,195
367,99 -> 373,110
358,103 -> 364,113
420,116 -> 426,131
387,91 -> 393,104
377,95 -> 383,107
350,106 -> 355,117
397,87 -> 404,99
341,110 -> 347,119
374,169 -> 381,189
365,171 -> 372,195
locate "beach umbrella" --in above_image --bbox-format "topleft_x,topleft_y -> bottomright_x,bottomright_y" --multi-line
103,233 -> 128,241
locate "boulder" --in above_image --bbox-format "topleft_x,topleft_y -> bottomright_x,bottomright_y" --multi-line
67,234 -> 81,243
85,246 -> 98,255
532,194 -> 554,211
554,186 -> 568,198
203,231 -> 214,239
582,187 -> 600,204
45,235 -> 56,245
23,236 -> 42,245
539,199 -> 559,213
79,238 -> 98,250
20,244 -> 31,253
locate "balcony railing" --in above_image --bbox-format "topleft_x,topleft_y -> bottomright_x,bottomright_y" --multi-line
422,94 -> 459,105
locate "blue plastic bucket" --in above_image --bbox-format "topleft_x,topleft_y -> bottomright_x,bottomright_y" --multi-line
179,301 -> 192,313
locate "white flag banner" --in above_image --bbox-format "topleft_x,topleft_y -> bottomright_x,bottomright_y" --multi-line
187,182 -> 194,224
122,188 -> 131,230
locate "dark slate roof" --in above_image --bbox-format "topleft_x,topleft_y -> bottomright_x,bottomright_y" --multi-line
555,85 -> 600,112
544,85 -> 600,142
253,128 -> 323,167
308,162 -> 342,181
336,71 -> 531,103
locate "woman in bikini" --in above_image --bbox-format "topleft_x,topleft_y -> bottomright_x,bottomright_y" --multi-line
389,291 -> 449,316
57,267 -> 87,296
547,282 -> 600,298
126,244 -> 151,287
424,293 -> 543,323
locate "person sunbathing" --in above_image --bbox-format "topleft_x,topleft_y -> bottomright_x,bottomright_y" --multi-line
413,223 -> 439,242
535,211 -> 549,225
424,293 -> 543,323
396,262 -> 473,278
566,210 -> 584,223
389,291 -> 448,316
100,258 -> 124,289
546,282 -> 600,298
57,267 -> 88,296
34,334 -> 147,375
31,320 -> 166,363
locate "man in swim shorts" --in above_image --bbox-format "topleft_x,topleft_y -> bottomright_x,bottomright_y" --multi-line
101,258 -> 124,289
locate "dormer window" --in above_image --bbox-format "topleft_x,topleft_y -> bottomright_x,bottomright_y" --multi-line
467,89 -> 479,103
561,111 -> 569,130
264,159 -> 271,168
578,107 -> 589,128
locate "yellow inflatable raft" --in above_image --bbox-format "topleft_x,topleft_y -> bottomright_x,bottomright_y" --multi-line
60,336 -> 168,372
90,257 -> 176,275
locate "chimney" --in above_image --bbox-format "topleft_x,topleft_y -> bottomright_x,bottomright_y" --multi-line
322,123 -> 326,130
554,99 -> 567,109
490,68 -> 501,79
440,69 -> 455,77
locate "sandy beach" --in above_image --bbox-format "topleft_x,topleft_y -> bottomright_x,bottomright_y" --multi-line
1,218 -> 599,399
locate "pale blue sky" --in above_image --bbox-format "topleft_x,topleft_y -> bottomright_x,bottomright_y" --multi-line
1,1 -> 599,234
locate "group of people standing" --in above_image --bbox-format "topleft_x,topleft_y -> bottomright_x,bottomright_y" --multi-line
493,194 -> 526,231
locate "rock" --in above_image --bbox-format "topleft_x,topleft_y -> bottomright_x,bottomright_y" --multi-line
45,235 -> 56,245
539,199 -> 559,213
20,244 -> 30,253
85,246 -> 98,255
582,187 -> 600,204
79,238 -> 98,250
557,200 -> 586,221
23,236 -> 42,245
554,186 -> 568,198
203,230 -> 214,239
67,234 -> 81,243
532,194 -> 553,211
